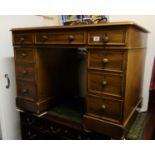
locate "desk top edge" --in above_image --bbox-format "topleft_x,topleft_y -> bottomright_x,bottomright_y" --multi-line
11,21 -> 149,33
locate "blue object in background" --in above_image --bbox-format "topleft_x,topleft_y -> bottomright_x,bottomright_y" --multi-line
78,49 -> 87,61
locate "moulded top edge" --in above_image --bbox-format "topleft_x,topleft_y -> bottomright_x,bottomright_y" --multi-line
11,21 -> 149,33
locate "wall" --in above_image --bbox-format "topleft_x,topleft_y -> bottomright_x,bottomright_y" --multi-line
110,15 -> 155,111
0,15 -> 59,139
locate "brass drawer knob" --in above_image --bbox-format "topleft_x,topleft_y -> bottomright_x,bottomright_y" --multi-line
103,34 -> 109,43
22,70 -> 28,75
102,58 -> 109,63
68,35 -> 75,41
20,37 -> 25,42
22,89 -> 28,94
21,53 -> 27,57
102,80 -> 107,86
101,105 -> 106,110
42,35 -> 48,40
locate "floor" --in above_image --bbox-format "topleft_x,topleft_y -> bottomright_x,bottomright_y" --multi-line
143,90 -> 155,140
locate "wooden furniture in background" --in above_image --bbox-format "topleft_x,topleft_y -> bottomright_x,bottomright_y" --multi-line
12,22 -> 148,139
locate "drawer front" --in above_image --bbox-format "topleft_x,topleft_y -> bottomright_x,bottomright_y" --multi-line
84,115 -> 123,139
87,95 -> 122,122
14,48 -> 35,63
88,29 -> 127,45
35,32 -> 86,44
13,33 -> 34,44
88,49 -> 125,72
17,80 -> 36,101
16,63 -> 35,81
88,71 -> 124,97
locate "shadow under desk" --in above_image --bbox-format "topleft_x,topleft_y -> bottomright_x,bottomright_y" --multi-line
19,97 -> 111,140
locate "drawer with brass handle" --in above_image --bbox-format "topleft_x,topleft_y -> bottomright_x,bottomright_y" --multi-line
86,95 -> 122,122
88,49 -> 126,72
35,32 -> 86,44
17,80 -> 36,101
13,33 -> 34,44
88,29 -> 127,46
88,71 -> 124,98
14,48 -> 35,63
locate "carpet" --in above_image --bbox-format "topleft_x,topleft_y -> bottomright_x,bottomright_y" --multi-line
125,112 -> 150,140
152,127 -> 155,140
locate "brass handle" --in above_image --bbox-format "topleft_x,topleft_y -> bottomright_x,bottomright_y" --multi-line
22,89 -> 28,94
102,80 -> 107,86
102,58 -> 109,63
21,53 -> 27,57
22,70 -> 28,75
42,35 -> 48,40
20,37 -> 25,42
68,35 -> 75,41
101,105 -> 106,110
103,34 -> 109,43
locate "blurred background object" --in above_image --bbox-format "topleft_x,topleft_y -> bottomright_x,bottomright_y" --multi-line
61,15 -> 109,25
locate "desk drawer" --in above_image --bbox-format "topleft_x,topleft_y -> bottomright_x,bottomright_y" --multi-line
17,80 -> 36,101
13,33 -> 34,44
88,29 -> 127,46
14,48 -> 35,63
87,95 -> 122,122
88,71 -> 124,97
88,49 -> 126,72
16,63 -> 35,81
35,32 -> 86,44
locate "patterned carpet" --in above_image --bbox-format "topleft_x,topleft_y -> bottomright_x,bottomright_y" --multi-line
152,128 -> 155,140
125,112 -> 150,140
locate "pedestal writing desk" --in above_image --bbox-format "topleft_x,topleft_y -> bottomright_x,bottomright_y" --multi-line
12,22 -> 148,139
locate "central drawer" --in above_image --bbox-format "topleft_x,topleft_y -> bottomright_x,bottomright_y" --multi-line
35,31 -> 86,44
88,71 -> 124,98
87,95 -> 122,122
